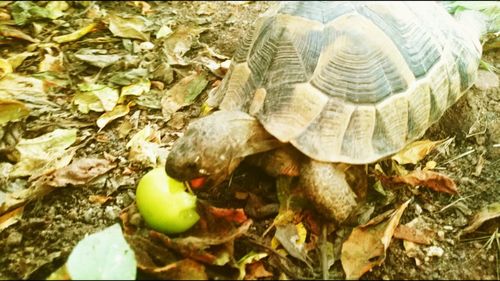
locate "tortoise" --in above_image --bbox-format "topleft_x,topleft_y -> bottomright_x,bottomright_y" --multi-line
165,1 -> 484,222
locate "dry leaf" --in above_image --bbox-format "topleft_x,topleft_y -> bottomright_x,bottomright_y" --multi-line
393,224 -> 432,245
151,219 -> 252,265
89,195 -> 112,205
0,25 -> 38,42
236,251 -> 270,280
391,139 -> 443,165
74,83 -> 119,113
387,169 -> 458,195
0,206 -> 24,232
244,261 -> 273,280
341,199 -> 410,280
96,103 -> 131,130
10,128 -> 78,178
74,49 -> 122,68
53,23 -> 97,43
0,99 -> 30,125
33,158 -> 116,187
108,13 -> 150,41
207,206 -> 248,224
462,202 -> 500,234
160,72 -> 208,120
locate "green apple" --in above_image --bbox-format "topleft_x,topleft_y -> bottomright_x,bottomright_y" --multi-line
136,167 -> 200,234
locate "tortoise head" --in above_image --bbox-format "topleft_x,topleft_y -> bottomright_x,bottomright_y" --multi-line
166,111 -> 277,187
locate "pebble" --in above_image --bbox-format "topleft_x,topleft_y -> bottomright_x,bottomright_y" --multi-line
473,242 -> 483,249
139,41 -> 155,51
414,203 -> 423,216
104,206 -> 121,220
443,225 -> 453,230
426,246 -> 444,257
129,213 -> 142,226
488,255 -> 495,262
437,230 -> 445,239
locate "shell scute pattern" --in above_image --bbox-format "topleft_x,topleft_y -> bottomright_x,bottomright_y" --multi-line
214,1 -> 481,164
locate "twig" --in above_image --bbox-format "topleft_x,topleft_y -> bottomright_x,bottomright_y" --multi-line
438,194 -> 477,213
442,149 -> 475,165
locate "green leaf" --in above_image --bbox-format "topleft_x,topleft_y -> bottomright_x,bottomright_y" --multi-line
184,73 -> 208,103
11,1 -> 52,25
66,223 -> 137,280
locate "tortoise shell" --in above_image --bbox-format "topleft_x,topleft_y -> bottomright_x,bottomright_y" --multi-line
209,1 -> 482,164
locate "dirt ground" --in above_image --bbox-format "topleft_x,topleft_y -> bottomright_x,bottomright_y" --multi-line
0,1 -> 499,280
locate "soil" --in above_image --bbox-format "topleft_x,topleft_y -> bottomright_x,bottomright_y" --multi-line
0,2 -> 498,280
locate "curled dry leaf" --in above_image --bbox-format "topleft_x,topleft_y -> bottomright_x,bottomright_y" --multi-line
391,139 -> 443,165
207,206 -> 248,224
53,23 -> 97,43
244,261 -> 273,280
462,202 -> 500,234
380,169 -> 458,195
274,222 -> 312,267
341,199 -> 410,280
0,25 -> 38,42
96,103 -> 131,130
151,219 -> 252,265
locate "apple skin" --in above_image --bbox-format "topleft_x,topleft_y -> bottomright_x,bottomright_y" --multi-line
136,167 -> 200,234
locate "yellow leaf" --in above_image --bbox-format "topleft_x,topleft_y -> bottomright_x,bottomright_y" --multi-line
7,52 -> 36,70
296,222 -> 307,245
0,99 -> 30,125
96,103 -> 131,130
391,139 -> 443,165
0,59 -> 13,79
53,23 -> 97,43
119,79 -> 151,103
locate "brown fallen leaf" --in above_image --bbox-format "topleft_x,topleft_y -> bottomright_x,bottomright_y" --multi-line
393,224 -> 432,245
125,234 -> 208,279
88,195 -> 112,205
462,202 -> 500,234
245,261 -> 273,280
207,206 -> 248,224
150,258 -> 208,280
32,158 -> 116,187
341,199 -> 410,280
380,169 -> 458,195
151,219 -> 252,265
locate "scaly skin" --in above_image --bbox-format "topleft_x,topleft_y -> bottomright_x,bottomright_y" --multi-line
166,110 -> 359,222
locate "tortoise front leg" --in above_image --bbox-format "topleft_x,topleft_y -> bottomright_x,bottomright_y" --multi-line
300,160 -> 358,222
